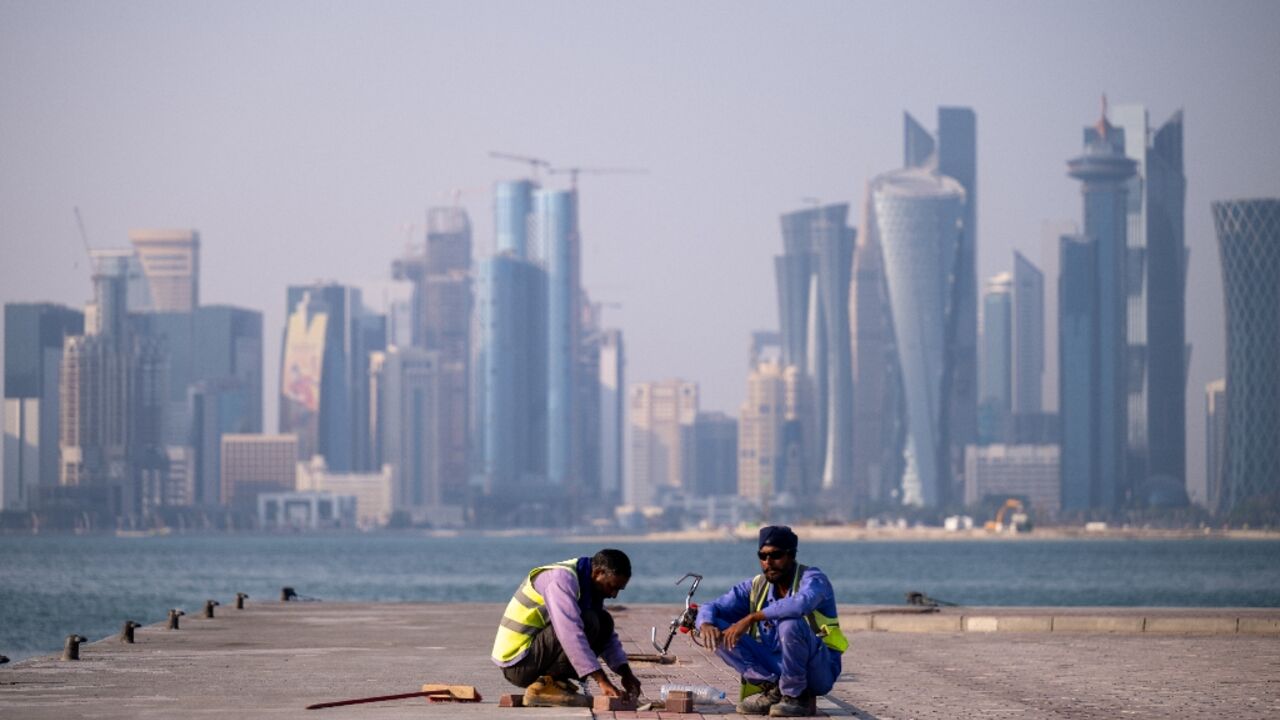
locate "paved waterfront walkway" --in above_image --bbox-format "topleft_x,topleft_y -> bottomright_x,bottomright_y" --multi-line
1,601 -> 1278,719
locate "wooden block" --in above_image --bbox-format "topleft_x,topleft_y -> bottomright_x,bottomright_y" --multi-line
498,693 -> 524,708
665,697 -> 695,713
593,695 -> 637,711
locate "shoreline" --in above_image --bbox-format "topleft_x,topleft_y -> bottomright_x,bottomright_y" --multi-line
557,525 -> 1280,543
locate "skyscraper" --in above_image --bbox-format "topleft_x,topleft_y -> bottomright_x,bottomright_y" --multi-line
1205,378 -> 1227,512
1012,252 -> 1045,417
905,108 -> 980,473
738,362 -> 788,505
1211,199 -> 1280,517
597,329 -> 625,505
280,283 -> 383,472
370,346 -> 444,512
1111,105 -> 1188,502
689,411 -> 738,497
1062,108 -> 1138,514
872,167 -> 966,508
979,273 -> 1013,444
536,189 -> 580,490
628,379 -> 698,506
59,253 -> 168,519
475,178 -> 550,508
3,304 -> 84,510
851,183 -> 902,508
129,229 -> 200,313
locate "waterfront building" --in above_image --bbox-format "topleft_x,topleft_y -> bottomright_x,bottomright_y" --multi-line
628,379 -> 698,506
905,107 -> 980,470
296,455 -> 394,529
851,184 -> 902,507
1061,109 -> 1137,515
1111,105 -> 1188,503
738,362 -> 806,506
979,273 -> 1013,444
689,411 -> 738,497
257,490 -> 356,530
871,167 -> 967,507
495,179 -> 536,257
369,346 -> 450,515
536,188 -> 580,489
1205,379 -> 1226,511
279,283 -> 384,472
3,304 -> 84,510
129,229 -> 199,313
597,329 -> 625,505
963,444 -> 1061,520
776,204 -> 855,508
1211,199 -> 1280,517
474,252 -> 547,494
58,253 -> 168,520
220,434 -> 296,514
1012,252 -> 1045,418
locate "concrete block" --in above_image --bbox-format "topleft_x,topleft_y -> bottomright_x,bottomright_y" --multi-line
871,613 -> 962,633
1238,617 -> 1280,634
594,695 -> 637,711
991,616 -> 1054,633
963,616 -> 999,632
1143,617 -> 1238,634
497,693 -> 523,707
1051,616 -> 1144,633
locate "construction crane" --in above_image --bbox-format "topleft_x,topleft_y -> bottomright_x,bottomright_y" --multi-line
548,165 -> 647,191
489,151 -> 551,180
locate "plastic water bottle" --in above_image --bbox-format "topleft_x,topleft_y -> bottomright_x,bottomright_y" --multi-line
659,683 -> 726,703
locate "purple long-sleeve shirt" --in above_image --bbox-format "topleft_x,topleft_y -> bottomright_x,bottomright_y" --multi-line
498,566 -> 629,678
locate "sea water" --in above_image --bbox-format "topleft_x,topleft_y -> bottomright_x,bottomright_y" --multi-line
2,533 -> 1278,662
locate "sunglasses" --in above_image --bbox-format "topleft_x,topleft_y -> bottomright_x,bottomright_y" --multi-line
757,550 -> 792,561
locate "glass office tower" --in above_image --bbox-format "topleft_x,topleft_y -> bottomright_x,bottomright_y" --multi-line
1064,113 -> 1137,514
872,167 -> 966,507
536,189 -> 579,488
1211,199 -> 1280,516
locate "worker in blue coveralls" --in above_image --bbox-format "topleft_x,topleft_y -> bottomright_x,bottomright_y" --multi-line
694,526 -> 848,717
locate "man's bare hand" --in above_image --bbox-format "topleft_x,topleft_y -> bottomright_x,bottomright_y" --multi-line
722,612 -> 764,651
697,623 -> 722,650
591,670 -> 623,697
620,670 -> 642,700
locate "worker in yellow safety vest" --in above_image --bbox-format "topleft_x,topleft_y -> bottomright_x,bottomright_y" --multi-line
491,548 -> 643,707
695,526 -> 847,717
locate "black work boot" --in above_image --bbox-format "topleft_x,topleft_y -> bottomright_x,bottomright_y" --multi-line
735,681 -> 782,715
769,691 -> 816,717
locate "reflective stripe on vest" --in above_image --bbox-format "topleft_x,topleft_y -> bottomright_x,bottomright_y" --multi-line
491,558 -> 580,664
747,565 -> 849,654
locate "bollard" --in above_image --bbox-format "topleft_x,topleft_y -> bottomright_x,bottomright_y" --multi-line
281,586 -> 297,602
168,609 -> 185,630
203,600 -> 220,619
235,592 -> 249,610
119,620 -> 141,643
61,634 -> 87,661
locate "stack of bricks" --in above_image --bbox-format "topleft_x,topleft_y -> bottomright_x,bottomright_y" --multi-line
665,689 -> 695,713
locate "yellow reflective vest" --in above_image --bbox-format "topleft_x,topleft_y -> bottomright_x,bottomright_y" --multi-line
747,564 -> 848,654
491,558 -> 580,664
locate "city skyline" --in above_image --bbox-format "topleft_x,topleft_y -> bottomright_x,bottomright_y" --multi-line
3,3 -> 1280,505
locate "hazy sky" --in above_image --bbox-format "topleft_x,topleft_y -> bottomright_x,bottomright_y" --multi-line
3,1 -> 1279,502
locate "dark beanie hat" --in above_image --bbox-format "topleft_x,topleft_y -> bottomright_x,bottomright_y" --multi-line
758,525 -> 798,551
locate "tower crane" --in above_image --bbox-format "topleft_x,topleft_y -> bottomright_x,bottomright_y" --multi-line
489,151 -> 551,180
548,165 -> 648,191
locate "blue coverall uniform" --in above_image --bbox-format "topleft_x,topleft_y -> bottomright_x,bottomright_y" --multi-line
694,566 -> 842,698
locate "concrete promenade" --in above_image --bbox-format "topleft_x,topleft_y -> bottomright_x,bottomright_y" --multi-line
1,601 -> 1278,719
